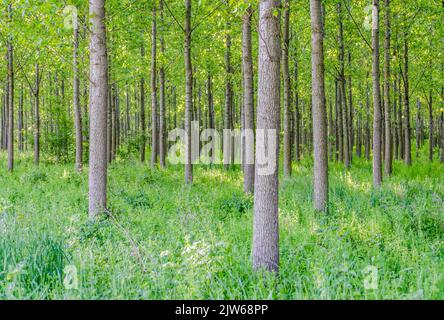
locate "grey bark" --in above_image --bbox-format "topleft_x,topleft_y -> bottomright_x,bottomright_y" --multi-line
18,85 -> 23,152
338,3 -> 350,169
383,0 -> 392,175
184,0 -> 193,183
242,4 -> 255,194
140,45 -> 146,163
224,26 -> 233,170
253,0 -> 281,273
7,4 -> 14,172
74,18 -> 83,172
403,36 -> 411,166
34,63 -> 40,166
283,0 -> 292,177
151,2 -> 158,168
310,0 -> 328,211
372,0 -> 382,187
159,0 -> 166,168
88,0 -> 109,218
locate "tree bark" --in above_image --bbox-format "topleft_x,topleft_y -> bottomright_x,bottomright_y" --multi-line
184,0 -> 193,183
151,1 -> 158,168
223,25 -> 233,170
372,0 -> 382,187
242,4 -> 255,194
88,0 -> 109,218
7,4 -> 14,172
337,3 -> 349,169
140,45 -> 146,163
403,35 -> 411,166
18,85 -> 23,152
34,63 -> 40,166
294,58 -> 300,162
428,89 -> 433,161
253,0 -> 281,273
310,0 -> 328,211
383,0 -> 392,175
73,17 -> 83,172
159,0 -> 166,168
283,0 -> 292,177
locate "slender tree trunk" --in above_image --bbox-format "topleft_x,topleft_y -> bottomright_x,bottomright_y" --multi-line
328,96 -> 334,160
397,70 -> 404,159
416,99 -> 422,158
125,84 -> 130,137
428,90 -> 433,161
356,108 -> 362,157
294,58 -> 300,162
393,78 -> 398,159
383,0 -> 392,175
403,35 -> 411,166
372,0 -> 382,187
184,0 -> 193,183
310,0 -> 328,211
88,0 -> 108,218
223,25 -> 233,170
110,84 -> 116,161
338,3 -> 349,169
7,4 -> 14,172
73,17 -> 83,172
18,85 -> 23,152
348,51 -> 353,161
242,4 -> 255,194
441,86 -> 444,163
283,0 -> 292,177
151,2 -> 158,167
1,92 -> 5,151
140,46 -> 146,163
159,0 -> 166,168
34,63 -> 40,166
253,0 -> 281,273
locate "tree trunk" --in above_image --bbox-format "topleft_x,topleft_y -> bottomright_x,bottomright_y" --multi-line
328,96 -> 335,160
383,0 -> 392,175
337,3 -> 349,169
88,0 -> 108,218
184,0 -> 193,183
441,86 -> 444,163
294,58 -> 300,162
7,4 -> 14,172
397,71 -> 404,159
393,78 -> 398,159
140,45 -> 146,163
403,36 -> 411,166
18,85 -> 23,152
283,0 -> 292,177
428,90 -> 433,161
34,63 -> 40,166
73,17 -> 83,172
372,0 -> 382,187
348,51 -> 353,161
416,98 -> 421,157
310,0 -> 328,211
253,0 -> 281,273
242,4 -> 255,194
159,0 -> 166,168
151,2 -> 158,168
223,25 -> 233,170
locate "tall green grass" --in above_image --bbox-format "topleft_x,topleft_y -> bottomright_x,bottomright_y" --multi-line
0,151 -> 443,299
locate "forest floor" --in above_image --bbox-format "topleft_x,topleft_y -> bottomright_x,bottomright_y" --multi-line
0,151 -> 443,299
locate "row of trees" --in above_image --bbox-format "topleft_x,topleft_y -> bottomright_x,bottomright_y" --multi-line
1,0 -> 443,272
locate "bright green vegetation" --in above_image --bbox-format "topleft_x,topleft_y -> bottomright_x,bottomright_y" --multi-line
1,152 -> 443,300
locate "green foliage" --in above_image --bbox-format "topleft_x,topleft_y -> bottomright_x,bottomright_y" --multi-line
0,152 -> 443,299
